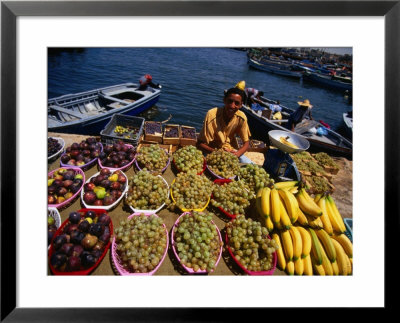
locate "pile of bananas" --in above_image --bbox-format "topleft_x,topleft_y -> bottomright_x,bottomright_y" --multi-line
255,181 -> 353,275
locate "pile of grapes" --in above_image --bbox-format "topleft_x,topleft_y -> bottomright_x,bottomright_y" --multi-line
173,145 -> 204,174
164,126 -> 179,138
114,214 -> 168,274
225,215 -> 279,272
173,211 -> 222,272
171,173 -> 213,210
181,127 -> 196,139
125,170 -> 170,210
206,149 -> 240,179
136,144 -> 169,172
145,122 -> 162,135
211,180 -> 255,216
238,164 -> 275,194
48,137 -> 63,157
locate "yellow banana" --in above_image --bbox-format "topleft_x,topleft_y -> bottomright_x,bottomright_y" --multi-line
319,242 -> 334,275
331,233 -> 353,258
286,260 -> 295,275
255,188 -> 264,218
326,195 -> 347,232
280,229 -> 293,262
294,257 -> 304,275
289,226 -> 302,261
279,197 -> 292,230
265,215 -> 274,232
274,181 -> 299,190
317,196 -> 333,235
260,187 -> 271,219
331,238 -> 349,275
306,213 -> 323,229
272,232 -> 286,271
295,208 -> 309,226
289,186 -> 299,194
331,259 -> 339,275
314,193 -> 323,204
311,253 -> 325,275
315,229 -> 336,263
296,188 -> 322,218
296,225 -> 312,258
270,188 -> 281,225
347,255 -> 353,275
325,195 -> 346,233
308,228 -> 323,266
278,189 -> 299,223
303,254 -> 313,275
280,136 -> 299,149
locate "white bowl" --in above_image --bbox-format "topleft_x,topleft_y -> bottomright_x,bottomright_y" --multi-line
48,137 -> 65,161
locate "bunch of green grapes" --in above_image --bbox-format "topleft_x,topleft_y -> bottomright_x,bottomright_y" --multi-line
125,170 -> 170,210
172,173 -> 213,210
173,145 -> 204,174
225,215 -> 279,272
206,149 -> 240,179
238,164 -> 275,194
136,144 -> 169,172
114,214 -> 167,273
173,211 -> 222,272
211,180 -> 255,215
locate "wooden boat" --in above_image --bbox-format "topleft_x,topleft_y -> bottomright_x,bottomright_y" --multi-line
248,57 -> 304,79
302,71 -> 352,92
241,97 -> 353,159
343,111 -> 353,135
48,83 -> 161,135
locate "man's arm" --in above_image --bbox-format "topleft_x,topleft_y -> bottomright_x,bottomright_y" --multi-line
234,140 -> 250,157
197,141 -> 215,154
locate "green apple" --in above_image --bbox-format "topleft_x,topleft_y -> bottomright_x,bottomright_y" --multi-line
95,189 -> 107,199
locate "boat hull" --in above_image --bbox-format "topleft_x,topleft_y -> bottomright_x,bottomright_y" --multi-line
303,72 -> 352,92
248,58 -> 303,79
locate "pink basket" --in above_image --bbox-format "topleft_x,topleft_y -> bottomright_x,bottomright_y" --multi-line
98,143 -> 136,172
48,167 -> 85,210
111,212 -> 169,276
171,211 -> 223,274
206,164 -> 237,180
60,142 -> 103,170
135,150 -> 170,174
225,231 -> 277,276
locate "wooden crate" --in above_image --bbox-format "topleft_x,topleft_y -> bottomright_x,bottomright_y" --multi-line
311,153 -> 340,175
163,124 -> 181,145
180,125 -> 198,146
303,174 -> 335,195
144,121 -> 163,143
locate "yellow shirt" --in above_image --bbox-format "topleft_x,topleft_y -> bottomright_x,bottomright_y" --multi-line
198,107 -> 251,151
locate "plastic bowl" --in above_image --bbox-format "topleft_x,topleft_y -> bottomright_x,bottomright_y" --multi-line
170,178 -> 211,212
225,231 -> 277,275
125,175 -> 170,214
48,207 -> 62,229
60,142 -> 103,170
48,167 -> 85,210
48,208 -> 113,275
268,130 -> 310,154
48,137 -> 65,161
111,212 -> 169,276
172,157 -> 206,175
97,143 -> 136,172
206,164 -> 237,180
81,170 -> 128,211
135,151 -> 170,174
171,211 -> 223,274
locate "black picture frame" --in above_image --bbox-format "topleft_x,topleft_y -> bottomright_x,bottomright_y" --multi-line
1,1 -> 397,321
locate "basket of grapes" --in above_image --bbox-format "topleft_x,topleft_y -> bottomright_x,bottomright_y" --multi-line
111,212 -> 169,275
225,215 -> 278,275
48,137 -> 65,162
211,179 -> 255,219
60,137 -> 103,171
170,172 -> 213,212
98,141 -> 136,172
171,211 -> 223,274
135,144 -> 170,174
48,208 -> 113,275
238,164 -> 275,195
205,149 -> 240,180
172,145 -> 206,175
125,170 -> 170,214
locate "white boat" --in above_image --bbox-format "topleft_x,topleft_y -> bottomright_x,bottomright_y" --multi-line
343,111 -> 353,134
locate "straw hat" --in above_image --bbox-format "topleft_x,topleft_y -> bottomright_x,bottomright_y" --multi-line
297,99 -> 313,108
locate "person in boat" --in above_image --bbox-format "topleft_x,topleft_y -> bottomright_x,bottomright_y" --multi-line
198,87 -> 253,164
138,74 -> 161,90
286,99 -> 313,131
244,87 -> 264,107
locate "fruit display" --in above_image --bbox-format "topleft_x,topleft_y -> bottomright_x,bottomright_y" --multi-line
211,179 -> 255,217
238,164 -> 275,194
48,168 -> 85,208
290,151 -> 327,176
303,174 -> 333,194
112,213 -> 168,275
136,144 -> 170,173
48,209 -> 113,275
205,149 -> 240,179
81,169 -> 128,210
145,121 -> 162,135
172,145 -> 205,174
98,140 -> 136,170
113,125 -> 141,140
181,126 -> 196,139
164,125 -> 179,138
48,207 -> 61,247
171,173 -> 213,211
172,211 -> 223,273
48,137 -> 64,159
60,137 -> 103,168
225,215 -> 278,274
312,152 -> 340,174
125,170 -> 170,212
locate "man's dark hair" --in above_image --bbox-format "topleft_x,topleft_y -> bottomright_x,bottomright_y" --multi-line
258,91 -> 264,97
224,87 -> 245,103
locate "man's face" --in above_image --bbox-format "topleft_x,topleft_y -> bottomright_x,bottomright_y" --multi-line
223,93 -> 243,119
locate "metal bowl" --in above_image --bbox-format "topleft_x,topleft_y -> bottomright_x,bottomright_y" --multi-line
268,130 -> 310,154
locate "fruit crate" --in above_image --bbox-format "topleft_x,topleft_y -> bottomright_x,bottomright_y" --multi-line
162,124 -> 181,145
143,121 -> 163,143
344,218 -> 353,242
100,114 -> 144,146
179,125 -> 197,146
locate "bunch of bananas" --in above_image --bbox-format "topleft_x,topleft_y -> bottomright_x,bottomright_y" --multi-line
255,180 -> 353,275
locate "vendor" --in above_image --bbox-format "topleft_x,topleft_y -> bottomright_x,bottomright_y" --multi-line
198,87 -> 253,164
138,74 -> 161,90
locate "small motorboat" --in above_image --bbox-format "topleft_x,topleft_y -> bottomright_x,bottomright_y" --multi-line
48,82 -> 161,135
343,111 -> 353,134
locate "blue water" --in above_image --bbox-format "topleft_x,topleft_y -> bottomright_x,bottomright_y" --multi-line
48,48 -> 352,138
